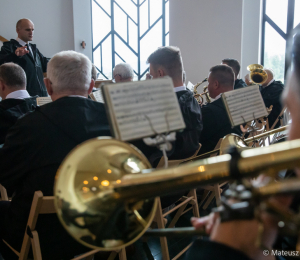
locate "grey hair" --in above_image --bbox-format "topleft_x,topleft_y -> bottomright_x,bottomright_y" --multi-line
47,51 -> 92,93
113,63 -> 134,79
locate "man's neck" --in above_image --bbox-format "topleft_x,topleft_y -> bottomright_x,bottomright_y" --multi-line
17,37 -> 29,44
51,92 -> 88,101
173,80 -> 184,88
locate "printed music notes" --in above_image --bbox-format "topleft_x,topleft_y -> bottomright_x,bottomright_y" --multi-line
221,85 -> 268,127
101,77 -> 186,141
36,97 -> 52,106
89,90 -> 104,103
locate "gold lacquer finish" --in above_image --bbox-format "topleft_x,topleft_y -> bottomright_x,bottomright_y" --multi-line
55,137 -> 300,250
54,137 -> 158,250
247,64 -> 268,85
193,78 -> 211,106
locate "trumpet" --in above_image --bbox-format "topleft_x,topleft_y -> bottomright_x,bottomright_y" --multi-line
247,64 -> 268,85
193,78 -> 211,106
54,136 -> 300,250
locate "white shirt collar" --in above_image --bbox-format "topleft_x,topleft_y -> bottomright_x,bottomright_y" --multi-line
68,95 -> 87,99
6,90 -> 31,100
174,85 -> 187,93
267,79 -> 275,87
16,37 -> 27,46
214,93 -> 222,101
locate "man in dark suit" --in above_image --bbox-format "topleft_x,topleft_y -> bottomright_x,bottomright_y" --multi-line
0,62 -> 37,144
222,58 -> 247,90
260,69 -> 284,129
0,51 -> 111,259
199,65 -> 242,155
146,46 -> 203,164
184,33 -> 300,260
0,19 -> 49,97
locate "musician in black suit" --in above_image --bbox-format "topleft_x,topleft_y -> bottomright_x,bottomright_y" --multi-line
0,63 -> 37,144
184,33 -> 300,260
0,19 -> 49,97
0,51 -> 111,259
222,58 -> 247,89
199,65 -> 242,155
260,69 -> 284,129
146,46 -> 203,165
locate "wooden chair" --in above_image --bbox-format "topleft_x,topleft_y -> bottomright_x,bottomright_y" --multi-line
152,144 -> 202,260
198,139 -> 228,209
2,191 -> 126,260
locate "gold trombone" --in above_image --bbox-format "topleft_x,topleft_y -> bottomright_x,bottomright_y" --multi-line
193,78 -> 211,106
54,136 -> 300,250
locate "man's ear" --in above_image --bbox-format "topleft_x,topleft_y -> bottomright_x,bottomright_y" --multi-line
44,78 -> 53,96
88,79 -> 95,94
0,81 -> 5,92
157,68 -> 166,77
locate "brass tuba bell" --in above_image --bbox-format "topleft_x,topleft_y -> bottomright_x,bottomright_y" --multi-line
193,78 -> 211,106
247,64 -> 268,85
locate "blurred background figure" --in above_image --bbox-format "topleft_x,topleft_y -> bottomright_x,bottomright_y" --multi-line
113,63 -> 134,83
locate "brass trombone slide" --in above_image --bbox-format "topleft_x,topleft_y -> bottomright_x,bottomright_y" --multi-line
184,126 -> 289,162
55,137 -> 300,250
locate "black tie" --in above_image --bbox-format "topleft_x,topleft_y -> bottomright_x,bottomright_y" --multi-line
26,44 -> 34,60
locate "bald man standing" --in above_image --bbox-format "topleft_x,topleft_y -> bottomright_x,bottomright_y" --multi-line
0,19 -> 49,97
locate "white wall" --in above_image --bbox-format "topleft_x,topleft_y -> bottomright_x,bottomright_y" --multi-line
73,0 -> 93,61
240,0 -> 262,78
169,0 -> 243,91
0,0 -> 74,58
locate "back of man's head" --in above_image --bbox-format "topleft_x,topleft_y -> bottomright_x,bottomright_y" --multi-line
221,58 -> 240,79
147,46 -> 183,83
261,69 -> 274,86
209,65 -> 235,96
47,51 -> 92,95
113,63 -> 134,83
0,63 -> 26,99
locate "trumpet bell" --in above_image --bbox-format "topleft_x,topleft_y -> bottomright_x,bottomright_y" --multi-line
247,64 -> 268,85
54,137 -> 157,250
220,134 -> 250,155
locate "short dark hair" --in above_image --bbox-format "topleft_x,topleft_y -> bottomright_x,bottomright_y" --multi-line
222,58 -> 241,77
147,46 -> 183,81
0,63 -> 26,89
209,64 -> 234,87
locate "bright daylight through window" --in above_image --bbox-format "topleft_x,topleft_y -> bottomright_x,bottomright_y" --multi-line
262,0 -> 300,82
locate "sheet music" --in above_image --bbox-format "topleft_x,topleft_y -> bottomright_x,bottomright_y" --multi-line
222,86 -> 268,127
36,97 -> 52,106
186,81 -> 194,92
103,77 -> 186,141
89,90 -> 104,103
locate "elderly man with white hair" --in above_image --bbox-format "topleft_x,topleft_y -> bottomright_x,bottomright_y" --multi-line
113,63 -> 134,82
0,51 -> 111,259
260,68 -> 284,129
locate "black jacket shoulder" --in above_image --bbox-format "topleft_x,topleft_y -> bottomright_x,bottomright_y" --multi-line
234,79 -> 248,90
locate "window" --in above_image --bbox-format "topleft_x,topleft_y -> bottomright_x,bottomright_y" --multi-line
261,0 -> 299,82
91,0 -> 169,80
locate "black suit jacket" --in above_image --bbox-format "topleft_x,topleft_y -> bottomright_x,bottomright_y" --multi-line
0,96 -> 37,144
0,40 -> 49,97
0,97 -> 111,259
260,81 -> 284,129
234,79 -> 247,89
132,89 -> 203,166
199,98 -> 242,155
